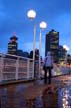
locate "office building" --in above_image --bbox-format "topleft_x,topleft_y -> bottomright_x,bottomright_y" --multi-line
45,29 -> 59,63
8,35 -> 18,55
58,45 -> 66,63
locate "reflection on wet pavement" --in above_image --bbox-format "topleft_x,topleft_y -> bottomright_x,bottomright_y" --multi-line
0,81 -> 71,108
0,83 -> 58,108
58,85 -> 71,108
0,83 -> 32,108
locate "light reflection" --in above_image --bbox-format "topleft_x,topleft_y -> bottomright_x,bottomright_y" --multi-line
64,94 -> 68,99
62,98 -> 66,101
58,84 -> 71,108
62,104 -> 66,108
62,88 -> 69,108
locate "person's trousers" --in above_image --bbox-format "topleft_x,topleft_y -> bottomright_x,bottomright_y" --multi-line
44,67 -> 52,84
48,67 -> 52,84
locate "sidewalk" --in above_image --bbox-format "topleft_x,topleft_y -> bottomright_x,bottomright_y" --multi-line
22,75 -> 71,108
0,75 -> 71,108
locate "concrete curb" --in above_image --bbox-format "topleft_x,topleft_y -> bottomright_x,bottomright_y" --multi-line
0,78 -> 36,87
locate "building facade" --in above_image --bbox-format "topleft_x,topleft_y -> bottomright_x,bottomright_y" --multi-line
8,36 -> 18,55
45,29 -> 59,63
58,45 -> 66,63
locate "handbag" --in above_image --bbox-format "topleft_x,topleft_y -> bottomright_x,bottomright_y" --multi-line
51,66 -> 53,69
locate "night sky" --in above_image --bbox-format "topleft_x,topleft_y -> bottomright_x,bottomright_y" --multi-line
0,0 -> 71,57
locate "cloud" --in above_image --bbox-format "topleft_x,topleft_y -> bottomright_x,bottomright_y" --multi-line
1,0 -> 71,35
23,41 -> 39,52
0,0 -> 6,21
0,11 -> 5,17
0,0 -> 71,55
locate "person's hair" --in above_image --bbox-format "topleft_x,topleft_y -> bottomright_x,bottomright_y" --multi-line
47,51 -> 51,55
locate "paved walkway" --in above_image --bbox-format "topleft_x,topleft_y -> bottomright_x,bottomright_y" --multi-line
22,75 -> 71,108
0,75 -> 71,108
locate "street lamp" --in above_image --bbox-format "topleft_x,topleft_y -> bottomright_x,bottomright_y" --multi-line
27,9 -> 36,20
39,21 -> 47,78
27,9 -> 36,78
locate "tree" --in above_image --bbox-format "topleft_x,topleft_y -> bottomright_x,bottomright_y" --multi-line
67,54 -> 71,65
29,50 -> 33,59
35,49 -> 39,60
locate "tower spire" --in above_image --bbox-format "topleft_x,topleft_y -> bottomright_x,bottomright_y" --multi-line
13,32 -> 16,36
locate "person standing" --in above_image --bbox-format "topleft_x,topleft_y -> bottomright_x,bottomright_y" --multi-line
43,51 -> 54,84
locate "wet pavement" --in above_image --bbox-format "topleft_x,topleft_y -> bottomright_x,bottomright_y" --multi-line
0,83 -> 33,108
58,85 -> 71,108
0,75 -> 71,108
0,84 -> 56,108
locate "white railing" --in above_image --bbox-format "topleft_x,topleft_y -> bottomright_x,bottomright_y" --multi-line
40,63 -> 71,78
0,53 -> 34,82
0,53 -> 71,82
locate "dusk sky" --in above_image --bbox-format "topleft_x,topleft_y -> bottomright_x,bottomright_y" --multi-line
0,0 -> 71,57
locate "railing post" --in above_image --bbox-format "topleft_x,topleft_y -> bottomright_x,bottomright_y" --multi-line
32,60 -> 34,79
27,59 -> 30,79
16,58 -> 19,80
0,56 -> 3,81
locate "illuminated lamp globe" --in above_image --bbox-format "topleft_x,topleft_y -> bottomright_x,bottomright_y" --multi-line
27,9 -> 36,20
40,21 -> 47,29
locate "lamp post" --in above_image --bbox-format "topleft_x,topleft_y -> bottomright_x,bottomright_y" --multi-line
27,9 -> 36,78
39,21 -> 47,78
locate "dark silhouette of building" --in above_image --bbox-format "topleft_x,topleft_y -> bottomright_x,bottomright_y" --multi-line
67,54 -> 71,65
17,49 -> 29,58
45,29 -> 59,63
8,35 -> 18,55
35,49 -> 39,60
29,49 -> 39,60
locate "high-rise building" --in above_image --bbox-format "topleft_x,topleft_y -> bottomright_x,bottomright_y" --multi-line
58,45 -> 66,63
45,29 -> 59,63
8,35 -> 18,55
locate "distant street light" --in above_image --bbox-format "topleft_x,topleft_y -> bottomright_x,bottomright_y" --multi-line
39,21 -> 47,78
63,45 -> 69,51
27,9 -> 36,78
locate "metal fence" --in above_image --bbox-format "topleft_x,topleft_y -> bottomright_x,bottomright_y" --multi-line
0,53 -> 71,82
0,53 -> 34,82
